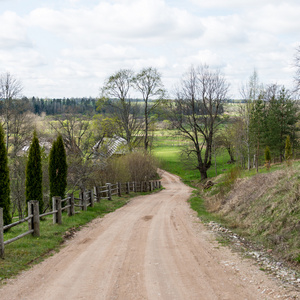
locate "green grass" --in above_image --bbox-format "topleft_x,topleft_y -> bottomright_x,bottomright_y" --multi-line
153,143 -> 235,183
0,193 -> 138,282
153,140 -> 234,223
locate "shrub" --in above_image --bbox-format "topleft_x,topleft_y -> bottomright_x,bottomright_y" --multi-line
264,146 -> 271,170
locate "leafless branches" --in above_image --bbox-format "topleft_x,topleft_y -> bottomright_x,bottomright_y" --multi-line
170,65 -> 229,180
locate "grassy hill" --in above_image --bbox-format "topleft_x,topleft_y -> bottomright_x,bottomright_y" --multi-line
206,165 -> 300,266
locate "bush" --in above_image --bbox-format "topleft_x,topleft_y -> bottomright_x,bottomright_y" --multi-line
93,151 -> 158,184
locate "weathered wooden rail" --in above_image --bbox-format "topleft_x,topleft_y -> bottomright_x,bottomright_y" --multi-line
0,180 -> 161,258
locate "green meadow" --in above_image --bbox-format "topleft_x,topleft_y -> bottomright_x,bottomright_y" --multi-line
152,133 -> 234,183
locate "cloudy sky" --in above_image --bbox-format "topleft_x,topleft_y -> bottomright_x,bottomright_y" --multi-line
0,0 -> 299,98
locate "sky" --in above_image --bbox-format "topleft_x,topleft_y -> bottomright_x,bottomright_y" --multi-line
0,0 -> 299,99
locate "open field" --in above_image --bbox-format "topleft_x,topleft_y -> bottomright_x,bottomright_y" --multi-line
153,136 -> 235,182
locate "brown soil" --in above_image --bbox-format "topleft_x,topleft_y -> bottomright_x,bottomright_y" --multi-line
0,170 -> 298,299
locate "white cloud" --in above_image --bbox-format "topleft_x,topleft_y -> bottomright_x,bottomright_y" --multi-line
28,0 -> 204,45
0,11 -> 32,48
0,0 -> 299,98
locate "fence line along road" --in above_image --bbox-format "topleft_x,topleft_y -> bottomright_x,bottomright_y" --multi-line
0,180 -> 161,258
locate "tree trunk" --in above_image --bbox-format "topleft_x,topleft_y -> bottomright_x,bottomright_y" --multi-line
199,168 -> 208,181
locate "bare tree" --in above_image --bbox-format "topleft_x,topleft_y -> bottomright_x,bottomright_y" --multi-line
10,102 -> 35,157
49,107 -> 98,191
100,69 -> 142,151
133,67 -> 165,151
170,65 -> 229,181
239,70 -> 263,170
49,108 -> 91,157
0,72 -> 23,150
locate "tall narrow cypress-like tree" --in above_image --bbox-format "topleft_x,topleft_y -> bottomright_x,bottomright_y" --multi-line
49,134 -> 67,204
26,131 -> 43,212
0,123 -> 11,225
49,138 -> 57,203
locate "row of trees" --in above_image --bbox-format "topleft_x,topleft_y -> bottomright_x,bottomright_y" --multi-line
30,97 -> 97,115
0,125 -> 67,225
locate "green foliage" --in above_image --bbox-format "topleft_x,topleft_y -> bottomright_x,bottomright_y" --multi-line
264,146 -> 271,162
49,134 -> 67,203
25,131 -> 43,212
264,146 -> 271,170
0,123 -> 11,225
249,86 -> 298,165
265,88 -> 298,159
49,139 -> 57,202
285,135 -> 292,161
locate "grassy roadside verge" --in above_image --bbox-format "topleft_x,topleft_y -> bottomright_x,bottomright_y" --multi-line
154,144 -> 300,267
0,192 -> 151,283
153,144 -> 231,223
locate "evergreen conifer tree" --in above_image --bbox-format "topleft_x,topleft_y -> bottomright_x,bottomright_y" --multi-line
25,131 -> 43,212
0,123 -> 11,225
49,134 -> 67,204
49,138 -> 57,203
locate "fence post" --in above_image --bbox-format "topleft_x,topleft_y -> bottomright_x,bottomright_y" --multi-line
90,190 -> 94,207
31,200 -> 40,237
133,181 -> 136,193
53,196 -> 62,224
126,182 -> 130,194
107,183 -> 112,200
118,182 -> 121,197
0,208 -> 4,258
149,181 -> 152,192
159,181 -> 161,189
83,191 -> 87,211
57,197 -> 62,224
28,201 -> 33,230
94,186 -> 100,203
52,197 -> 57,224
68,193 -> 75,216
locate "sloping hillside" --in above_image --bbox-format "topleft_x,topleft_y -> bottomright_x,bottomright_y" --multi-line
206,166 -> 300,266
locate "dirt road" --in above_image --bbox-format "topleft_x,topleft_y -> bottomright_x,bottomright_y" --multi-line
0,170 -> 298,299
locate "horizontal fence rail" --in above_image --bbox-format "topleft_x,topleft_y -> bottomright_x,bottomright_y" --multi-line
0,180 -> 161,258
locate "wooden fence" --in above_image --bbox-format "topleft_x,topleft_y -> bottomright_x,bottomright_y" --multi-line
0,180 -> 161,258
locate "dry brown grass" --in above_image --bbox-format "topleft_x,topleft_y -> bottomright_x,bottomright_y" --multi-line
206,166 -> 300,264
